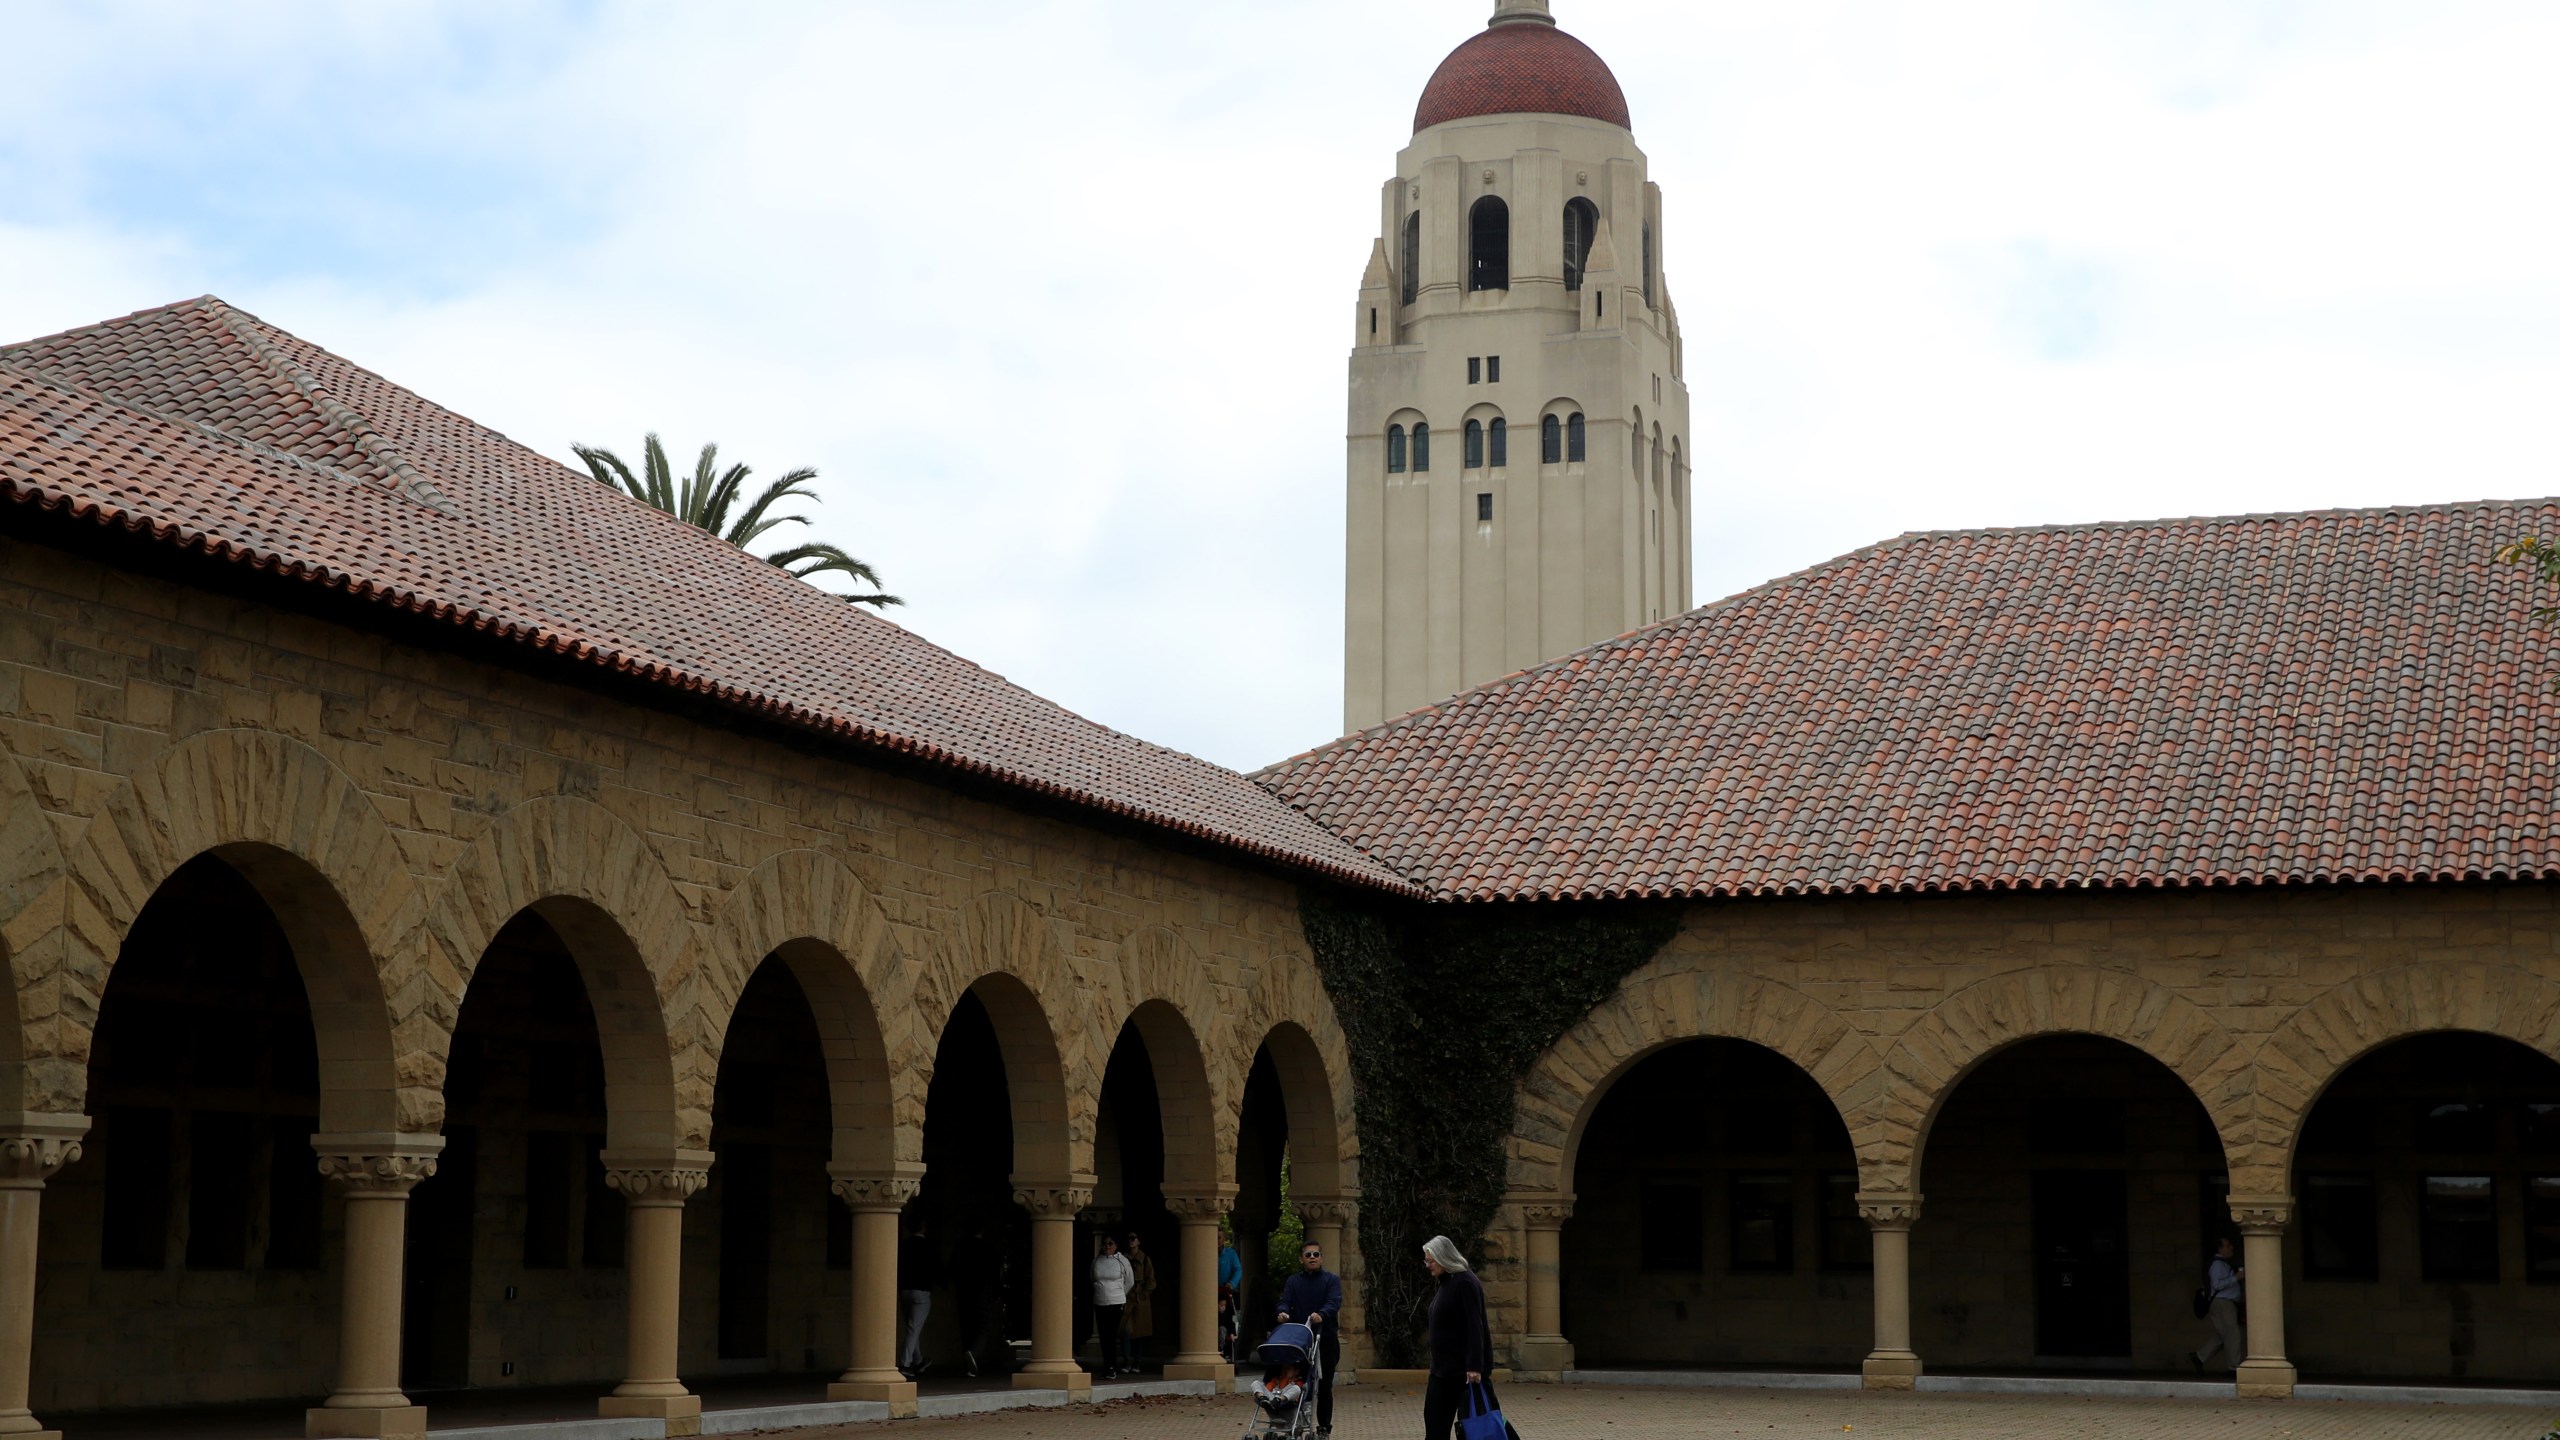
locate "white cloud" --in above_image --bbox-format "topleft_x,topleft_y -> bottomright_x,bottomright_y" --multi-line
5,0 -> 2557,769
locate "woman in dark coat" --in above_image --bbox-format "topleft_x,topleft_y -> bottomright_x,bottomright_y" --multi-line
1421,1235 -> 1495,1439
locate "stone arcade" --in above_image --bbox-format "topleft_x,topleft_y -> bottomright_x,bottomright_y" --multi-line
4,4 -> 2560,1439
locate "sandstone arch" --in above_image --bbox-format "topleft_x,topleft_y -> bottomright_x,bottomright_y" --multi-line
0,742 -> 64,1115
422,795 -> 695,1151
702,850 -> 915,1170
1874,966 -> 2254,1193
1241,956 -> 1360,1200
2251,961 -> 2560,1190
57,729 -> 418,1133
1507,962 -> 1881,1198
1102,926 -> 1232,1189
915,892 -> 1080,1180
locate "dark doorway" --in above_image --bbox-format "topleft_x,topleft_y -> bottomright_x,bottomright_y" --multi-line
718,1143 -> 774,1359
402,1129 -> 477,1388
2033,1170 -> 2131,1358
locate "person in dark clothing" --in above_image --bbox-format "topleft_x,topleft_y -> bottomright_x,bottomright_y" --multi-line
896,1215 -> 939,1378
1420,1235 -> 1494,1440
1273,1239 -> 1345,1435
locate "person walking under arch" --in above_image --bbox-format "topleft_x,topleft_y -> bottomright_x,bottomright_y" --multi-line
1275,1237 -> 1344,1436
1091,1232 -> 1136,1379
2191,1236 -> 2245,1374
1421,1235 -> 1494,1440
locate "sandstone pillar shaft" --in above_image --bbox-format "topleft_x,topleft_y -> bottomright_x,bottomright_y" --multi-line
1162,1187 -> 1238,1384
599,1152 -> 712,1435
1510,1195 -> 1573,1377
1011,1178 -> 1095,1395
1858,1192 -> 1921,1391
2231,1195 -> 2297,1399
827,1167 -> 920,1415
0,1115 -> 84,1440
307,1134 -> 444,1440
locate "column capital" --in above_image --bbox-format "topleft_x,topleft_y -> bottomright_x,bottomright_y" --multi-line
2228,1193 -> 2294,1233
0,1112 -> 88,1188
1162,1185 -> 1238,1221
1297,1196 -> 1360,1228
1507,1192 -> 1574,1229
1856,1191 -> 1922,1230
601,1148 -> 714,1205
827,1163 -> 923,1213
312,1133 -> 445,1195
1011,1175 -> 1097,1218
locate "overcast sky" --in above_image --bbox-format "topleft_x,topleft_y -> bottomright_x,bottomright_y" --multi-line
6,1 -> 2556,772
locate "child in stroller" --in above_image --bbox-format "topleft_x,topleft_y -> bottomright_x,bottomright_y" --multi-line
1246,1321 -> 1321,1440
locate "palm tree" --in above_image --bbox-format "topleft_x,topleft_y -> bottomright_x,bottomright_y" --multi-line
575,433 -> 900,607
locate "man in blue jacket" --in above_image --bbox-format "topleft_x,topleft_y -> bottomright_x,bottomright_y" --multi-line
1274,1239 -> 1343,1437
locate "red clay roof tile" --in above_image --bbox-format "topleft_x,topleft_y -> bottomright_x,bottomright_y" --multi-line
1257,506 -> 2560,900
0,298 -> 1414,895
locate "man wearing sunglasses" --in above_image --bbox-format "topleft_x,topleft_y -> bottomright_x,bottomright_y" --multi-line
1273,1240 -> 1344,1436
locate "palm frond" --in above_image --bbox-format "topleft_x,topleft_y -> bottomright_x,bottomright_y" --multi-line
727,468 -> 824,549
765,542 -> 902,607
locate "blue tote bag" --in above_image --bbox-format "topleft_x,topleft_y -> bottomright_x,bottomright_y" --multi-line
1458,1380 -> 1513,1440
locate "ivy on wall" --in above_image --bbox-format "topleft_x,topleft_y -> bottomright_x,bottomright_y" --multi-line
1299,888 -> 1684,1367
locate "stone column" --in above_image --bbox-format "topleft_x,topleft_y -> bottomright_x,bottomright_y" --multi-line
0,1115 -> 85,1440
826,1167 -> 920,1416
598,1151 -> 713,1436
1011,1177 -> 1095,1395
306,1134 -> 445,1440
1858,1191 -> 1922,1391
1161,1187 -> 1238,1384
2229,1195 -> 2297,1399
1511,1195 -> 1574,1378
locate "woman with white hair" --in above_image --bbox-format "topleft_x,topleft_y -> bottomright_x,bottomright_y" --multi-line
1421,1235 -> 1496,1439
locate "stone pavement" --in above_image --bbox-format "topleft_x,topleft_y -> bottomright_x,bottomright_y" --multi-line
758,1383 -> 2554,1439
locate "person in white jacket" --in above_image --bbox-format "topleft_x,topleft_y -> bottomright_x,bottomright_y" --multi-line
1091,1233 -> 1136,1378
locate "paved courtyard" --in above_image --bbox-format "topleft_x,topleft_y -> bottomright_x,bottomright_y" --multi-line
759,1384 -> 2554,1440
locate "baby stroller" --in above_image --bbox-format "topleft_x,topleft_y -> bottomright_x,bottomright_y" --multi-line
1244,1321 -> 1322,1440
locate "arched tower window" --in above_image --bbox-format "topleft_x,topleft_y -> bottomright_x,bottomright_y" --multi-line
1488,418 -> 1507,468
1563,198 -> 1599,292
1567,412 -> 1587,462
1642,220 -> 1657,309
1469,197 -> 1509,292
1463,419 -> 1485,469
1387,424 -> 1407,474
1652,422 -> 1666,488
1540,415 -> 1561,465
1412,423 -> 1431,472
1400,212 -> 1420,306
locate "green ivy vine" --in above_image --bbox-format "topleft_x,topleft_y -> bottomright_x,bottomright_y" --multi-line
1298,888 -> 1684,1367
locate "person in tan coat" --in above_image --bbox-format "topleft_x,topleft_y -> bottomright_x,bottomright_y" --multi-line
1123,1232 -> 1159,1362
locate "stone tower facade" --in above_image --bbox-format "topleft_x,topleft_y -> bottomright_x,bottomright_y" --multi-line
1343,0 -> 1691,733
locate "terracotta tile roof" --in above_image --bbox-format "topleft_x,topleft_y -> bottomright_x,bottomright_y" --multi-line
1415,21 -> 1631,134
1258,504 -> 2560,901
0,298 -> 1414,894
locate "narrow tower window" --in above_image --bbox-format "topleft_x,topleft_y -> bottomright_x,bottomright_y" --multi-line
1467,357 -> 1481,385
1567,412 -> 1586,462
1540,414 -> 1562,465
1642,219 -> 1657,309
1487,355 -> 1500,383
1464,419 -> 1485,469
1563,198 -> 1598,292
1369,307 -> 1378,336
1387,424 -> 1407,474
1469,197 -> 1510,291
1477,493 -> 1494,522
1412,423 -> 1431,472
1401,212 -> 1421,306
1489,418 -> 1507,468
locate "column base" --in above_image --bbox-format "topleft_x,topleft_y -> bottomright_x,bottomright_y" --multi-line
1512,1334 -> 1574,1381
2235,1359 -> 2297,1399
1161,1359 -> 1229,1383
1861,1352 -> 1923,1390
600,1393 -> 702,1437
304,1404 -> 428,1440
1013,1368 -> 1095,1396
828,1377 -> 919,1416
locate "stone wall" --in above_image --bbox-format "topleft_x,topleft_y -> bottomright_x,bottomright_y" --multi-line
0,534 -> 1364,1411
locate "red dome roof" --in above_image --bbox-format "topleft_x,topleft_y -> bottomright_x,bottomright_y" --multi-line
1413,22 -> 1631,133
